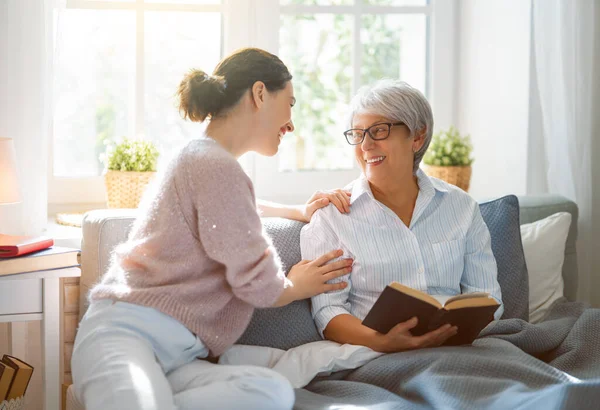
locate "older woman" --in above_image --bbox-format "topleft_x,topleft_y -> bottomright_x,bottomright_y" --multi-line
300,80 -> 503,354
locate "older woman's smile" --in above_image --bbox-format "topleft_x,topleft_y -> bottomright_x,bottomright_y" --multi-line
365,156 -> 386,165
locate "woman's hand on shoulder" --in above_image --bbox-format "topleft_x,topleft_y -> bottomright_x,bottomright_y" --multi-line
302,189 -> 352,222
375,318 -> 458,353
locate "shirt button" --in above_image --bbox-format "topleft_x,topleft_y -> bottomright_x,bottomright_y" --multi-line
418,267 -> 424,274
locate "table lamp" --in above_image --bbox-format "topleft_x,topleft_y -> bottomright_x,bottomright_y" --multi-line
0,138 -> 54,257
0,137 -> 22,205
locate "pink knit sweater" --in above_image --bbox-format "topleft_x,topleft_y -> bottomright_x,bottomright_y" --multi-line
90,138 -> 287,356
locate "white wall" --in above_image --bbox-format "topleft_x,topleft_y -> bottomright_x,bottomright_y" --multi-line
456,0 -> 532,199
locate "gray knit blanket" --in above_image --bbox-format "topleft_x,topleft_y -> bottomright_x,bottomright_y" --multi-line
294,299 -> 600,410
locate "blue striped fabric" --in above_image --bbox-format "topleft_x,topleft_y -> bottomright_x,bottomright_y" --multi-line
300,169 -> 504,337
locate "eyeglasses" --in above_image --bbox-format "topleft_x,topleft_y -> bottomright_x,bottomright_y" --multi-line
343,122 -> 406,145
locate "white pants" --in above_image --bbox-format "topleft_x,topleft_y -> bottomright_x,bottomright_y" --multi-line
71,299 -> 295,410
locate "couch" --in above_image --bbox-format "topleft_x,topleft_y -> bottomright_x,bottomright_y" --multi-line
65,194 -> 587,410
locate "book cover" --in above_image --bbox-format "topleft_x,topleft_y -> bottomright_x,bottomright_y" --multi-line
0,246 -> 80,277
362,282 -> 500,346
0,361 -> 16,401
0,234 -> 54,258
1,355 -> 34,400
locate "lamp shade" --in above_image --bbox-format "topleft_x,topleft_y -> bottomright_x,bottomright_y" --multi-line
0,138 -> 22,204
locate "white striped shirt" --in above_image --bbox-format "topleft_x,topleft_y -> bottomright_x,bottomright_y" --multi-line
300,169 -> 504,337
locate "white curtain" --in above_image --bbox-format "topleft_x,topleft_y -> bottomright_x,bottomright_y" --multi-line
0,0 -> 65,235
529,0 -> 600,305
0,2 -> 66,409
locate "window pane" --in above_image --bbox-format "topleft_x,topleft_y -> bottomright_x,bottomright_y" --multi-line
361,14 -> 427,95
144,12 -> 221,158
54,10 -> 135,177
364,0 -> 427,5
279,14 -> 354,171
281,0 -> 353,6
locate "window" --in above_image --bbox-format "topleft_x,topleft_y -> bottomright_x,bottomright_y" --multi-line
252,0 -> 455,203
277,0 -> 428,172
50,0 -> 455,205
51,0 -> 222,203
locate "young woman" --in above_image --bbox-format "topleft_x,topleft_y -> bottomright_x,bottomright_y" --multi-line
71,48 -> 352,410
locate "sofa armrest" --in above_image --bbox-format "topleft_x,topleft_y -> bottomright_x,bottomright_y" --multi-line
79,209 -> 138,321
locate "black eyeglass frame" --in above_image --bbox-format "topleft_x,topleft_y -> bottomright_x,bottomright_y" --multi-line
343,122 -> 406,145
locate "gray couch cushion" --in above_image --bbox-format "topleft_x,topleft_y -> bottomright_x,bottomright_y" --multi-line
479,195 -> 529,321
236,218 -> 322,349
238,195 -> 530,350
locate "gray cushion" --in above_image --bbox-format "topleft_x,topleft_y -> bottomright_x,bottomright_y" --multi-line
479,195 -> 529,321
238,195 -> 529,349
236,218 -> 321,349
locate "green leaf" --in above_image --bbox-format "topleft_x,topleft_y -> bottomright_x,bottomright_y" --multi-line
425,127 -> 473,166
105,138 -> 160,172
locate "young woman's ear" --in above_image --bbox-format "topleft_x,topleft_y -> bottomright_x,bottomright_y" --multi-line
251,81 -> 266,108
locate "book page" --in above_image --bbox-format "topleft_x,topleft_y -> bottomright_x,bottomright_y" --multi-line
445,297 -> 499,310
432,295 -> 453,306
445,292 -> 490,305
389,282 -> 442,309
432,293 -> 490,307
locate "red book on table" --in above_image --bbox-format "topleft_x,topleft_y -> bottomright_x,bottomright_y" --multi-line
0,234 -> 54,258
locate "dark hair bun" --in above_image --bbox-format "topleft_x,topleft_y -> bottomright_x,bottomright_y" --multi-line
177,48 -> 292,123
177,69 -> 226,122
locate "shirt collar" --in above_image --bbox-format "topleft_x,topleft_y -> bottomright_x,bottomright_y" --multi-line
349,175 -> 372,205
410,169 -> 449,226
416,168 -> 450,196
350,168 -> 448,205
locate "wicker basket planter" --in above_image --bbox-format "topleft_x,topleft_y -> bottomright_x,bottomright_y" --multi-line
424,165 -> 472,192
104,170 -> 156,208
0,397 -> 25,410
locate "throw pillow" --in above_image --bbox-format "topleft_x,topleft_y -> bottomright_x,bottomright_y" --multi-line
478,195 -> 529,321
520,212 -> 571,323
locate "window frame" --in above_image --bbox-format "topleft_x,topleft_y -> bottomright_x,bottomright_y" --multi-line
49,0 -> 457,206
49,0 -> 229,205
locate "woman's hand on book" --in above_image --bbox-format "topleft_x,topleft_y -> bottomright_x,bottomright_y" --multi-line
274,249 -> 352,306
376,317 -> 458,353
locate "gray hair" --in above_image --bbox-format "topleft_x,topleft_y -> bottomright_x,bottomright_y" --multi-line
347,79 -> 434,174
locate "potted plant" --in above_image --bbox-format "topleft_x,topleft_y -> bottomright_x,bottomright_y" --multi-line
423,126 -> 474,192
102,138 -> 160,208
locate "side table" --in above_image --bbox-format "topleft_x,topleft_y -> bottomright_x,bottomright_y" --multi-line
0,266 -> 81,410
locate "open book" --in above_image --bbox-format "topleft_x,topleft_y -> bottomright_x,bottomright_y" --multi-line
362,282 -> 500,346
